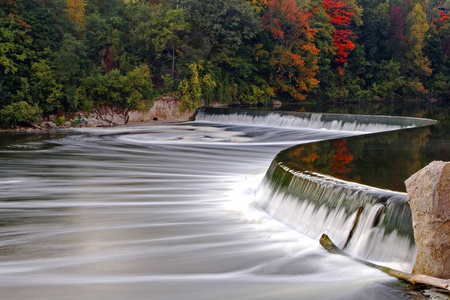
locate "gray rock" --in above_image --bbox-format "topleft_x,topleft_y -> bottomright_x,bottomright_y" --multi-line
405,161 -> 450,279
273,100 -> 282,108
61,121 -> 72,128
41,121 -> 57,128
86,118 -> 99,127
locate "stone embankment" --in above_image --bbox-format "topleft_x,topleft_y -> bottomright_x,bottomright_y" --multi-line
27,96 -> 196,131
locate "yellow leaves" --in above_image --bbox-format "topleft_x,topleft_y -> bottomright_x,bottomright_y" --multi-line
67,0 -> 86,29
302,44 -> 320,56
253,43 -> 270,62
251,0 -> 269,9
406,77 -> 427,94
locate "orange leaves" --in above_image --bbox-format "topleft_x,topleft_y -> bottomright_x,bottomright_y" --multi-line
262,0 -> 314,42
291,145 -> 319,167
269,18 -> 284,39
262,0 -> 319,101
67,0 -> 86,29
251,0 -> 269,8
302,44 -> 320,56
270,45 -> 319,100
332,140 -> 353,174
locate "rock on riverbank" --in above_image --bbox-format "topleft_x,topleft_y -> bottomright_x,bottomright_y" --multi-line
14,96 -> 197,131
405,161 -> 450,279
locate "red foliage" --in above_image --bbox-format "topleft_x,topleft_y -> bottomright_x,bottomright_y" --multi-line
432,11 -> 449,30
323,0 -> 353,25
333,29 -> 355,61
387,5 -> 407,57
431,11 -> 450,57
322,0 -> 355,71
262,0 -> 313,41
332,140 -> 353,174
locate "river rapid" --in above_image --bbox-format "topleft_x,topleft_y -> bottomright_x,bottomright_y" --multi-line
0,113 -> 444,299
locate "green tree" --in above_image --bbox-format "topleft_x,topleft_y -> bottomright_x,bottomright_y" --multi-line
0,5 -> 32,75
76,64 -> 154,111
53,34 -> 88,110
147,7 -> 189,76
0,101 -> 42,127
30,59 -> 64,113
179,0 -> 261,52
178,62 -> 216,111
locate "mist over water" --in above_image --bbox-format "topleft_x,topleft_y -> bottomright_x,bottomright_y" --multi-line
0,116 -> 441,299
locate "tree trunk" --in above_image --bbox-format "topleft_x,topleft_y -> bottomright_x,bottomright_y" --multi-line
319,234 -> 450,291
172,44 -> 175,76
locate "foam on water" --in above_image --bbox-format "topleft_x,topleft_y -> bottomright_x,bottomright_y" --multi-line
196,108 -> 437,133
0,109 -> 440,300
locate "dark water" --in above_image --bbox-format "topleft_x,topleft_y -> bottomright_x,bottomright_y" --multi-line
0,110 -> 448,299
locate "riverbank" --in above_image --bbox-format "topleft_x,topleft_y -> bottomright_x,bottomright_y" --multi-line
2,96 -> 198,133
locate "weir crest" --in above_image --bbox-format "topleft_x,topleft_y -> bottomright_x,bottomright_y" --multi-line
197,108 -> 442,273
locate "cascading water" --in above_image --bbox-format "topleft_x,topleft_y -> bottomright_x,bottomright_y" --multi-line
255,162 -> 416,272
196,108 -> 437,133
0,108 -> 445,300
199,108 -> 439,272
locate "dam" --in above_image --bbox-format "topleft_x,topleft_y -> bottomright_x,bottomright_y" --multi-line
0,107 -> 447,299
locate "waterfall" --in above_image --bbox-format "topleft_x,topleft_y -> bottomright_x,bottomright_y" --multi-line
255,161 -> 417,273
196,108 -> 437,133
196,107 -> 438,273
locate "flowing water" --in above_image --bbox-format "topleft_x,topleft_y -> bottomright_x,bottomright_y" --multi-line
0,109 -> 446,299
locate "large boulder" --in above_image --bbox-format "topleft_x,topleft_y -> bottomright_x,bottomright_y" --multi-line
405,161 -> 450,279
128,97 -> 197,124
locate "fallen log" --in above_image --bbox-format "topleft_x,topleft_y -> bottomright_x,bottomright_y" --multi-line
319,234 -> 450,291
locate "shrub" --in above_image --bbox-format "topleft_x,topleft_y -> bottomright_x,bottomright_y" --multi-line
0,101 -> 43,128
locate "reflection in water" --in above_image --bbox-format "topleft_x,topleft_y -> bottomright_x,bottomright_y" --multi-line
280,125 -> 448,192
0,111 -> 447,299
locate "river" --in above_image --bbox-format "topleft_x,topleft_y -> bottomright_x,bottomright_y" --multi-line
0,109 -> 447,299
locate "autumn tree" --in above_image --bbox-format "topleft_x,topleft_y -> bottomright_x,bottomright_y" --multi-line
67,0 -> 85,30
404,3 -> 432,94
332,139 -> 353,174
251,0 -> 269,9
262,0 -> 319,100
386,4 -> 408,58
323,0 -> 356,74
425,8 -> 450,99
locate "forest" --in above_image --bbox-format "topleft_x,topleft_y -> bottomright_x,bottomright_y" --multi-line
1,0 -> 449,127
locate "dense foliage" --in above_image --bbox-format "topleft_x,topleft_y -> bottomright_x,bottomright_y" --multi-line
1,0 -> 449,127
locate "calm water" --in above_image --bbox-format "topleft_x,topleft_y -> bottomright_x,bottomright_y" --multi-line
0,114 -> 447,299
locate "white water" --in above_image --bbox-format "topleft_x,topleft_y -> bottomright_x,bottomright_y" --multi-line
195,109 -> 435,133
0,113 -> 441,299
255,169 -> 417,273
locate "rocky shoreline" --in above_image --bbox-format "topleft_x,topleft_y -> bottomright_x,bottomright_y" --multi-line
3,97 -> 198,133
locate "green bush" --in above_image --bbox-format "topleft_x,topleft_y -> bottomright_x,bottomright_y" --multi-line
75,65 -> 154,111
0,101 -> 43,128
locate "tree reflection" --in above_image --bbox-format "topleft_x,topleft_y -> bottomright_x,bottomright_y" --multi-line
280,111 -> 447,192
